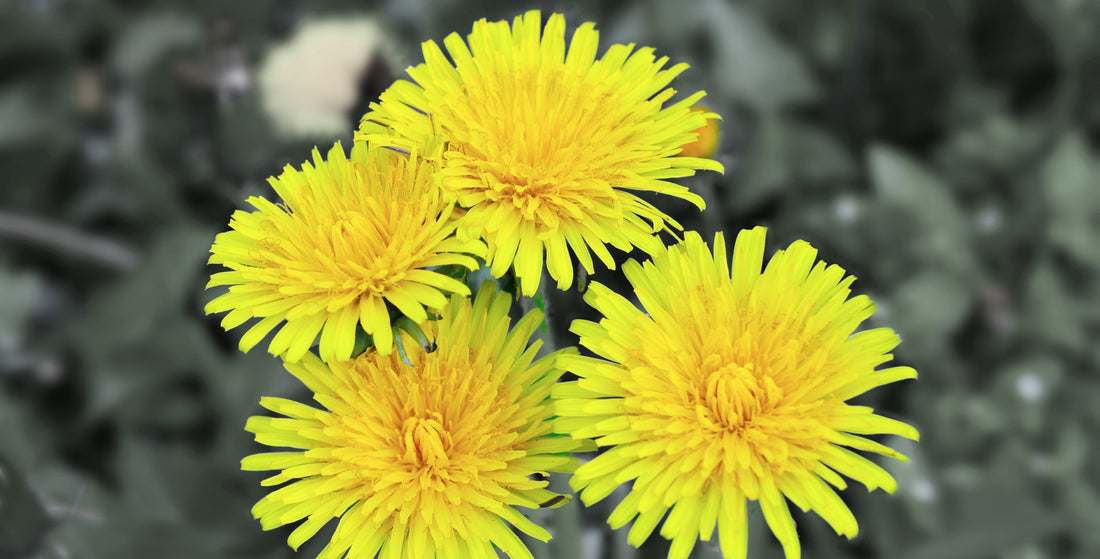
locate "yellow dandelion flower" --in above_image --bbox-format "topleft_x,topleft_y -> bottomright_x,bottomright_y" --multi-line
553,228 -> 919,559
356,10 -> 724,296
242,283 -> 589,558
205,141 -> 485,362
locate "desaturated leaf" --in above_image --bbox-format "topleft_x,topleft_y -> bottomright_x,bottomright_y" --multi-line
889,271 -> 974,356
745,498 -> 785,559
117,438 -> 185,523
80,226 -> 214,357
1022,259 -> 1089,354
1060,476 -> 1100,550
112,438 -> 248,555
52,518 -> 226,559
110,13 -> 201,80
0,266 -> 40,358
0,87 -> 62,147
700,0 -> 820,110
1039,132 -> 1100,271
868,144 -> 980,283
75,227 -> 217,424
794,121 -> 856,182
855,480 -> 926,556
732,113 -> 855,211
24,462 -> 118,559
216,91 -> 279,179
110,150 -> 188,221
935,110 -> 1041,193
992,355 -> 1064,436
882,437 -> 944,535
897,488 -> 1059,559
0,395 -> 49,473
733,111 -> 787,210
0,84 -> 74,205
547,473 -> 582,558
0,453 -> 49,557
1021,0 -> 1099,62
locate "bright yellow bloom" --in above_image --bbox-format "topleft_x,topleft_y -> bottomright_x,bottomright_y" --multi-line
554,228 -> 919,559
205,142 -> 484,362
243,284 -> 588,558
356,10 -> 723,296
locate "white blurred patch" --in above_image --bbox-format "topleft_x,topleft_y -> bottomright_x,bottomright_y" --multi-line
581,528 -> 604,559
1015,373 -> 1045,402
872,297 -> 892,321
833,195 -> 860,224
908,477 -> 938,503
259,18 -> 396,138
83,136 -> 113,165
1028,453 -> 1052,475
216,63 -> 251,105
975,206 -> 1002,233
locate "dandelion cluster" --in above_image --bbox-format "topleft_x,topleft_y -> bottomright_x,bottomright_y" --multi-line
206,9 -> 917,559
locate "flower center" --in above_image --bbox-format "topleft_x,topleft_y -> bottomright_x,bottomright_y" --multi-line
439,66 -> 625,233
322,210 -> 408,293
698,363 -> 784,432
450,143 -> 602,232
401,414 -> 452,469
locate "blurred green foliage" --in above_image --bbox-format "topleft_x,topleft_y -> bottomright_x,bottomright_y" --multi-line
1,0 -> 1099,558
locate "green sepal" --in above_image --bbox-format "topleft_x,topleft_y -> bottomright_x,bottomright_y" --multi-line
393,333 -> 413,366
349,325 -> 373,359
533,292 -> 548,333
434,264 -> 469,283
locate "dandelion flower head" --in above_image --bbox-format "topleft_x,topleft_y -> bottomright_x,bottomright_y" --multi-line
243,284 -> 587,558
554,228 -> 919,559
206,142 -> 484,362
357,10 -> 724,296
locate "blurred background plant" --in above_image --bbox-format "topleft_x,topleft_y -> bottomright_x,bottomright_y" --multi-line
1,0 -> 1098,558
